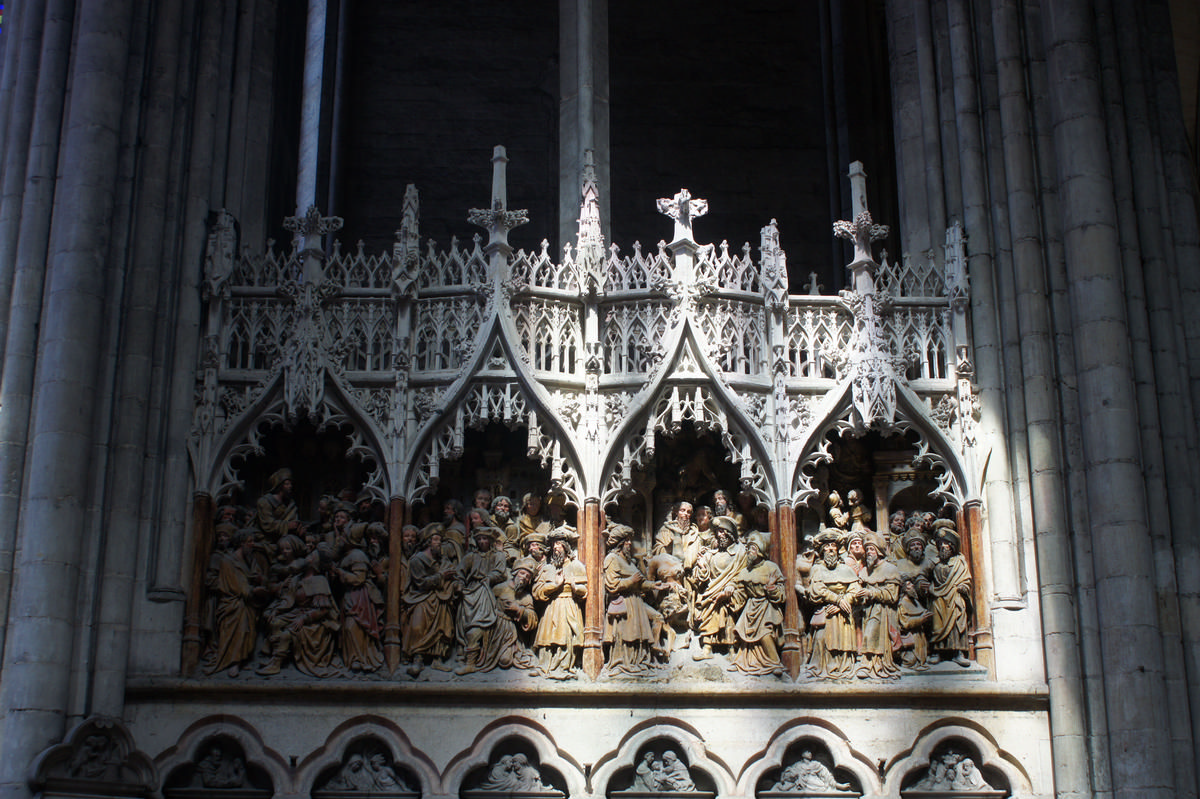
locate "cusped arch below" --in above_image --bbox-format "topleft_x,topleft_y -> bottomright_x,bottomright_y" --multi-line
734,719 -> 880,797
789,380 -> 970,509
296,716 -> 442,796
439,718 -> 588,799
881,721 -> 1034,797
589,720 -> 736,799
193,371 -> 390,500
153,716 -> 291,795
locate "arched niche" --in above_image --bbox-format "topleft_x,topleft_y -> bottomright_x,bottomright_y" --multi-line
297,718 -> 440,797
592,723 -> 734,799
218,418 -> 379,520
737,722 -> 878,798
794,427 -> 953,541
883,724 -> 1032,798
604,420 -> 746,550
408,422 -> 557,529
159,725 -> 284,799
441,721 -> 586,799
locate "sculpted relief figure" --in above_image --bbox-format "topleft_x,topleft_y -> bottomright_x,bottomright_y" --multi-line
455,527 -> 534,674
532,528 -> 588,678
654,502 -> 697,559
729,532 -> 786,676
191,743 -> 247,788
807,530 -> 859,679
477,753 -> 558,793
335,524 -> 386,673
323,745 -> 412,792
403,528 -> 459,676
909,749 -> 992,792
603,524 -> 662,675
258,536 -> 339,677
691,517 -> 747,661
929,523 -> 972,666
770,750 -> 852,793
852,533 -> 900,679
204,529 -> 269,676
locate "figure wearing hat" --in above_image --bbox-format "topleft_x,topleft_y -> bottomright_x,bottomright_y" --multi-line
532,525 -> 587,678
255,468 -> 301,543
895,527 -> 935,598
494,557 -> 541,652
807,528 -> 861,679
729,531 -> 786,676
929,522 -> 972,666
852,532 -> 901,679
603,524 -> 661,675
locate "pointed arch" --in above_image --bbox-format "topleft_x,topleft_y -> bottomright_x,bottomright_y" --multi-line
191,369 -> 390,500
402,314 -> 586,504
439,718 -> 587,798
154,716 -> 290,795
734,719 -> 880,797
296,716 -> 441,796
602,319 -> 779,507
881,720 -> 1034,797
788,379 -> 970,509
589,720 -> 735,798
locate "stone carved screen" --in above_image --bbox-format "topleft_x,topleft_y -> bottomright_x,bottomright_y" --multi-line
185,153 -> 983,687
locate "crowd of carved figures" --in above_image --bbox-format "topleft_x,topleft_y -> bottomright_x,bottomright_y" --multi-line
200,468 -> 973,681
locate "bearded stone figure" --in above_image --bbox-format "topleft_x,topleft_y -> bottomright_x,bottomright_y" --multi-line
729,532 -> 786,676
806,529 -> 860,679
532,529 -> 587,678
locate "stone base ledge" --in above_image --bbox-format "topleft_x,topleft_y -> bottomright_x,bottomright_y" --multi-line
125,677 -> 1049,711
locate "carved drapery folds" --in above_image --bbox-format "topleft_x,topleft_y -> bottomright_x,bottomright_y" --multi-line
191,153 -> 981,684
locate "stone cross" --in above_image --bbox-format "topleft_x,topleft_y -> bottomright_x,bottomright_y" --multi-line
833,161 -> 889,284
657,188 -> 708,244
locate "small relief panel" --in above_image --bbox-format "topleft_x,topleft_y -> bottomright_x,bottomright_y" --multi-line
312,738 -> 420,799
460,739 -> 568,799
756,742 -> 860,798
899,742 -> 1008,798
607,741 -> 716,799
162,736 -> 274,799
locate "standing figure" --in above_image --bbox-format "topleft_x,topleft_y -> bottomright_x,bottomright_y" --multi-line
491,495 -> 521,561
853,532 -> 900,679
807,529 -> 860,678
730,532 -> 786,676
454,527 -> 518,674
532,528 -> 588,678
897,576 -> 933,669
402,529 -> 459,676
691,517 -> 747,660
517,492 -> 544,549
827,491 -> 850,530
603,525 -> 660,675
335,526 -> 386,673
929,525 -> 972,666
205,529 -> 268,676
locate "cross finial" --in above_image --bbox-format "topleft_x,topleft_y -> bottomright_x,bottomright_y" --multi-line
469,145 -> 529,254
833,162 -> 889,274
657,188 -> 708,245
